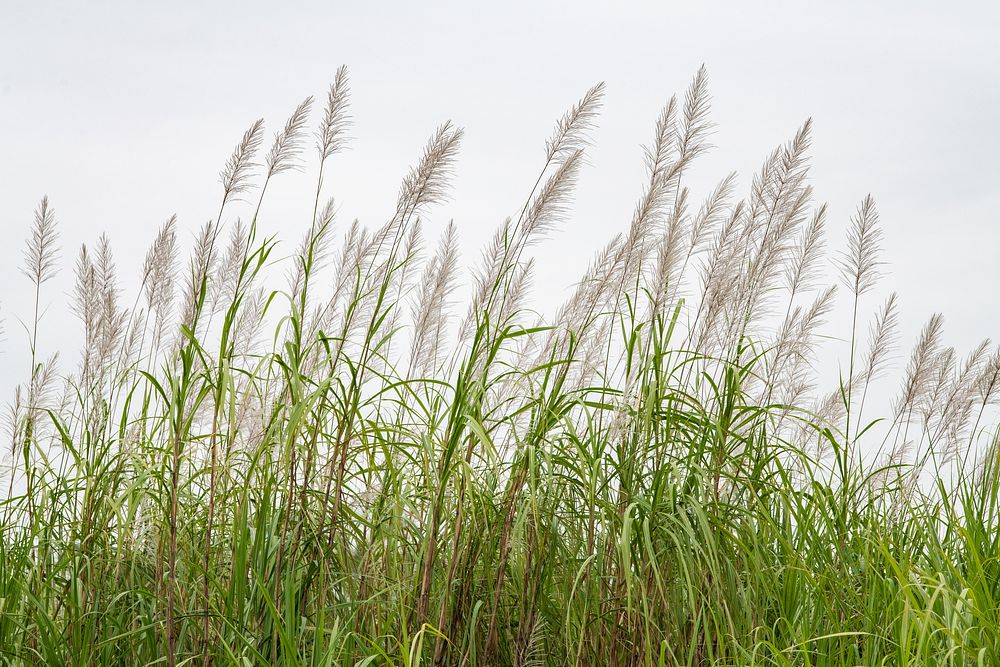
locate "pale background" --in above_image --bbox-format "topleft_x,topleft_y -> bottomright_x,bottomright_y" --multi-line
0,0 -> 998,406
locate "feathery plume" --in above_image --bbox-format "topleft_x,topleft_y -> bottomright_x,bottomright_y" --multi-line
691,201 -> 744,354
233,287 -> 268,358
22,196 -> 60,287
688,173 -> 737,255
784,204 -> 827,298
370,218 -> 425,350
976,348 -> 1000,406
396,122 -> 464,219
676,65 -> 714,163
644,97 -> 679,179
496,258 -> 535,330
922,347 -> 956,423
289,203 -> 336,305
328,219 -> 365,322
143,216 -> 179,352
521,149 -> 584,241
73,245 -> 100,381
209,220 -> 249,316
180,220 -> 219,331
28,353 -> 60,413
964,347 -> 1000,451
94,235 -> 127,378
894,313 -> 945,420
266,96 -> 314,177
794,285 -> 838,359
220,118 -> 266,205
317,65 -> 352,161
766,285 -> 837,406
553,234 -> 623,343
410,222 -> 460,376
838,195 -> 884,297
859,292 -> 900,387
545,82 -> 606,165
460,219 -> 513,343
651,187 -> 690,312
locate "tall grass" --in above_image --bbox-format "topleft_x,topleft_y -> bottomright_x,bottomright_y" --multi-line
1,67 -> 998,666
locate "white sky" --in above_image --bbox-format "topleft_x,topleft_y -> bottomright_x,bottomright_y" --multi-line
1,1 -> 998,405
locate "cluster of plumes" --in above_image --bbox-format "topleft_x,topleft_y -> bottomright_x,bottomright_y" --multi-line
3,65 -> 1000,505
3,66 -> 1000,667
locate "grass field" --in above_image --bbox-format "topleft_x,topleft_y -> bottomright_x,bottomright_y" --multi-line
1,67 -> 998,666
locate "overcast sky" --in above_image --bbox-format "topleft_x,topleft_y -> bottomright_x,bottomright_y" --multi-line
1,1 -> 998,403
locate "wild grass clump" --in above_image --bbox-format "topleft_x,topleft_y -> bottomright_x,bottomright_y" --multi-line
1,66 -> 998,666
